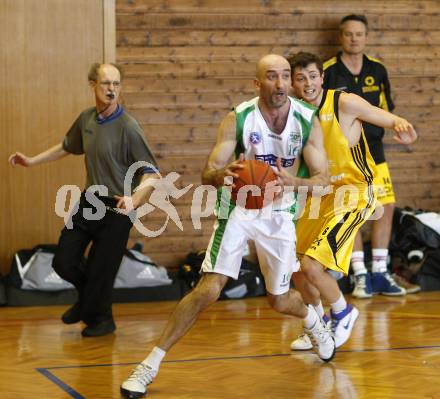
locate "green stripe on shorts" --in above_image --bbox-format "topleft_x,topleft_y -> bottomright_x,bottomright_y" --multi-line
209,218 -> 229,268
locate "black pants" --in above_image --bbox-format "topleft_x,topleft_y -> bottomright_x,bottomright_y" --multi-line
52,193 -> 132,325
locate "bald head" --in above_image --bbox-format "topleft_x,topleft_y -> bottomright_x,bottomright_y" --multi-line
256,54 -> 291,80
254,54 -> 291,110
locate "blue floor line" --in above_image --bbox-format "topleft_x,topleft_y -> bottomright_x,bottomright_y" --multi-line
37,368 -> 86,399
42,343 -> 440,371
37,344 -> 440,398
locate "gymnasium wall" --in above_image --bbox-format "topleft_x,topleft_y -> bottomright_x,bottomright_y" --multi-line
117,0 -> 440,268
2,1 -> 439,274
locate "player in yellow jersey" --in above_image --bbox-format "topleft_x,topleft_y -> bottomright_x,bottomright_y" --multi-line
287,52 -> 417,349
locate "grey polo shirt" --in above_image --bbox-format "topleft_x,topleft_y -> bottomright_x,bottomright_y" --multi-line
63,107 -> 158,197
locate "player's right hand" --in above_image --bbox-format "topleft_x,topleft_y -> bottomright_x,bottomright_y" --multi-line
221,153 -> 245,187
8,152 -> 32,167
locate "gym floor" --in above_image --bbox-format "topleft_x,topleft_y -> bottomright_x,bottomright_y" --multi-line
1,292 -> 439,398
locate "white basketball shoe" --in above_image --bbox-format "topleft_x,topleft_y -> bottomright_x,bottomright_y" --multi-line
330,304 -> 359,348
291,314 -> 330,351
121,363 -> 158,398
304,306 -> 336,362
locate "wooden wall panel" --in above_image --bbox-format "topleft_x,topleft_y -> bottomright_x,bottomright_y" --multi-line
116,1 -> 440,14
0,0 -> 108,274
117,0 -> 440,269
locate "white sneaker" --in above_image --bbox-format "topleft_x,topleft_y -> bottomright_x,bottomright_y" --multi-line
290,333 -> 313,351
352,273 -> 373,299
291,315 -> 330,351
304,306 -> 336,362
331,305 -> 359,348
120,363 -> 158,399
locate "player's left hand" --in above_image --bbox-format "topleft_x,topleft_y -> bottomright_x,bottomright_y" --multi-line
114,195 -> 135,215
274,158 -> 295,187
273,158 -> 296,198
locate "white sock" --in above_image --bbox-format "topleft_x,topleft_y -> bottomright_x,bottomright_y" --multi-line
313,301 -> 325,318
351,251 -> 368,276
372,249 -> 388,273
142,346 -> 166,370
303,305 -> 318,329
330,294 -> 347,314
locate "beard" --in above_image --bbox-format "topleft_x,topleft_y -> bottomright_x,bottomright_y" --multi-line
270,92 -> 288,108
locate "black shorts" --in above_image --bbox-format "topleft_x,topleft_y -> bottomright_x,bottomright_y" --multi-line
367,139 -> 386,165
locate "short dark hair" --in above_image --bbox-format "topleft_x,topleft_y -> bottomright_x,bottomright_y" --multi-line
87,63 -> 124,82
339,14 -> 368,31
287,52 -> 323,75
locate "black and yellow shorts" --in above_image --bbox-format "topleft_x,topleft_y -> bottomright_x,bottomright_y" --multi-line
296,185 -> 377,275
373,162 -> 395,206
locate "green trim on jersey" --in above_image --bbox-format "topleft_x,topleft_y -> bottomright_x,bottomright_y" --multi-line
294,104 -> 314,198
290,153 -> 311,224
280,199 -> 298,216
292,103 -> 316,216
234,103 -> 255,158
293,109 -> 316,147
297,156 -> 310,179
295,98 -> 318,113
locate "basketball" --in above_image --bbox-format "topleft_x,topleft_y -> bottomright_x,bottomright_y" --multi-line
231,159 -> 278,209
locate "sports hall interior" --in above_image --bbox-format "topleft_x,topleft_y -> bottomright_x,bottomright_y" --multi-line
1,1 -> 440,398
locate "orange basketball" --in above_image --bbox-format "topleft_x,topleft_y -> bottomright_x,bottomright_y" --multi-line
232,159 -> 278,209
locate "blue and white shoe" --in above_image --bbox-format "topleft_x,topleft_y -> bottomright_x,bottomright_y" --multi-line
330,304 -> 359,348
352,273 -> 373,299
371,272 -> 407,296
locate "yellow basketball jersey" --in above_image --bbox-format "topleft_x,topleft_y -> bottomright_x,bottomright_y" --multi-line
318,89 -> 377,187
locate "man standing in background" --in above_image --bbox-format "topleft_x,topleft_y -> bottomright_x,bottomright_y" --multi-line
323,14 -> 405,298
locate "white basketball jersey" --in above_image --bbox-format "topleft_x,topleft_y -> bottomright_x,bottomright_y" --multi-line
234,96 -> 317,213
